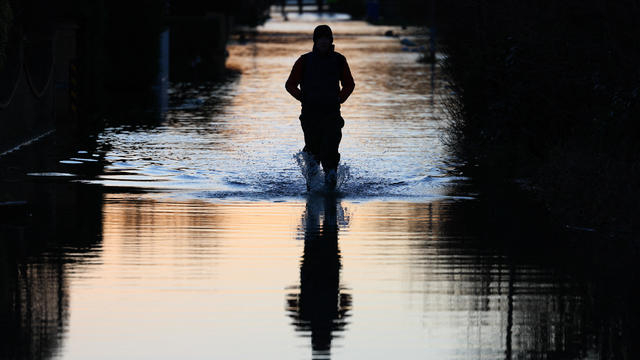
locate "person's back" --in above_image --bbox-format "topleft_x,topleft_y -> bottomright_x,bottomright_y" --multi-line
299,49 -> 343,114
285,25 -> 355,189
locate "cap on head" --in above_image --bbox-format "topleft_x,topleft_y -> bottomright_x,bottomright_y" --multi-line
313,25 -> 333,43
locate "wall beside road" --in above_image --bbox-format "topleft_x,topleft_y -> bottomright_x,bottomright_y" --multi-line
0,18 -> 77,155
0,0 -> 273,154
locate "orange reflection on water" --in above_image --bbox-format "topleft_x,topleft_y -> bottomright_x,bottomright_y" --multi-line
60,194 -> 588,359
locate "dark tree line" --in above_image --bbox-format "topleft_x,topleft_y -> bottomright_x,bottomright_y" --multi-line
436,1 -> 640,236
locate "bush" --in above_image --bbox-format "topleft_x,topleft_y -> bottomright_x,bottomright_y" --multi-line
438,0 -> 640,231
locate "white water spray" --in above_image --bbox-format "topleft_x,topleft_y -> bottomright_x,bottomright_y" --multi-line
294,151 -> 350,193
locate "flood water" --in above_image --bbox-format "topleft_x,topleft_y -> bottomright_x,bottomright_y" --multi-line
1,11 -> 638,360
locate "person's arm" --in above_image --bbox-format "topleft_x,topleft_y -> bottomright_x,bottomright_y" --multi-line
285,57 -> 304,102
339,58 -> 355,104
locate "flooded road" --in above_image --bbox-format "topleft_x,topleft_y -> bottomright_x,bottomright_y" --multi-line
1,12 -> 637,360
88,17 -> 457,200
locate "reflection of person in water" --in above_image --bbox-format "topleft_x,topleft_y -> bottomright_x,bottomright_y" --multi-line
286,25 -> 355,187
286,195 -> 351,357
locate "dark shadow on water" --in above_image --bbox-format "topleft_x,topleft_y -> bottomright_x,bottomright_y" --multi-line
435,182 -> 640,359
286,194 -> 351,359
0,134 -> 105,360
0,181 -> 103,360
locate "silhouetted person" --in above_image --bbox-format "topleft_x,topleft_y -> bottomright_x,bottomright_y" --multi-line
298,0 -> 303,14
317,0 -> 324,14
286,195 -> 351,357
286,25 -> 355,187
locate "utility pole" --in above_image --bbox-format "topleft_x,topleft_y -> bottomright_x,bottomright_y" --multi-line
429,0 -> 436,62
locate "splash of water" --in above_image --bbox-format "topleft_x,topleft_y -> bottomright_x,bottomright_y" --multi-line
294,151 -> 351,193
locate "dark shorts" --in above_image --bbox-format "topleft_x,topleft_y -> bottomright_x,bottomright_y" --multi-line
299,113 -> 344,171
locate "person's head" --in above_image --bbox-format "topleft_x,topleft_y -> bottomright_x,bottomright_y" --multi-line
313,25 -> 333,53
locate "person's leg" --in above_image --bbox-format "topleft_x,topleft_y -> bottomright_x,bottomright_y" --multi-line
300,116 -> 322,165
319,123 -> 342,172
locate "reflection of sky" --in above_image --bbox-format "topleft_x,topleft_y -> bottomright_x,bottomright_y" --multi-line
57,195 -> 586,359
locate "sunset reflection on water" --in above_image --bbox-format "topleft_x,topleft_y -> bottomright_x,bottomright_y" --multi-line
43,194 -> 590,359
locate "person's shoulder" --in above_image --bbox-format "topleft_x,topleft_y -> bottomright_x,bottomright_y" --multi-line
294,52 -> 311,67
296,52 -> 313,64
332,51 -> 348,63
333,51 -> 346,59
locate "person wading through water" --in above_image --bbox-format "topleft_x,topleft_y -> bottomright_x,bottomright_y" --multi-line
286,25 -> 355,189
